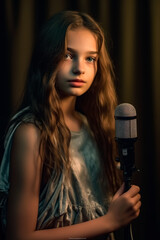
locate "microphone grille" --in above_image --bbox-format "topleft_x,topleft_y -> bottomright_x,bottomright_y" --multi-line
115,103 -> 136,117
115,103 -> 137,139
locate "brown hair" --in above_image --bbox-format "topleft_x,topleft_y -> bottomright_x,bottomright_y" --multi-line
12,11 -> 121,194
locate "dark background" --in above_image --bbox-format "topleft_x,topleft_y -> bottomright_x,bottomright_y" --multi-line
0,0 -> 160,239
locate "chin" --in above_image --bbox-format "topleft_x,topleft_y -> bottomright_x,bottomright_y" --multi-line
67,89 -> 86,97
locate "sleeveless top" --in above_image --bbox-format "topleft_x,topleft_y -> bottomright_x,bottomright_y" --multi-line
0,108 -> 114,240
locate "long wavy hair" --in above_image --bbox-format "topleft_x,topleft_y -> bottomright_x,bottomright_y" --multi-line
10,11 -> 121,194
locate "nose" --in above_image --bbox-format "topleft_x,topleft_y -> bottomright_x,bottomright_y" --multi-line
72,59 -> 85,75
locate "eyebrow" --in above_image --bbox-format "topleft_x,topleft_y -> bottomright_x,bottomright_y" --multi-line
67,47 -> 98,55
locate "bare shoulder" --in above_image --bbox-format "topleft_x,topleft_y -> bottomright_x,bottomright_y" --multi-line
12,122 -> 41,148
10,123 -> 42,188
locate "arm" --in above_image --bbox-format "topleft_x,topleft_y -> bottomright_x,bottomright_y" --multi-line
6,123 -> 141,240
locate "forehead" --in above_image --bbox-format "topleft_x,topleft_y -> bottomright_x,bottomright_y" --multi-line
66,27 -> 98,53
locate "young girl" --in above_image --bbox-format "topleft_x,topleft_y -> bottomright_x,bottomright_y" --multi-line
0,11 -> 141,240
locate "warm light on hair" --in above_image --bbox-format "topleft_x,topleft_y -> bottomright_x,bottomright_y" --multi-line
10,11 -> 121,194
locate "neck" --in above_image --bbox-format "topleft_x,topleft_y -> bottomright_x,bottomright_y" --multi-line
60,95 -> 77,117
60,96 -> 82,132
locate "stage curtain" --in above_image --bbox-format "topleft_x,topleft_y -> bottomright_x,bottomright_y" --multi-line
0,0 -> 160,239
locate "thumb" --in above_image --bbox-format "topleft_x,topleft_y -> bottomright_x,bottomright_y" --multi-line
112,183 -> 125,201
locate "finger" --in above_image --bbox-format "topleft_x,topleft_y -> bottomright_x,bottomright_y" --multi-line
130,199 -> 142,215
135,200 -> 142,211
125,185 -> 140,198
132,193 -> 141,204
113,183 -> 125,200
130,201 -> 141,218
130,208 -> 141,220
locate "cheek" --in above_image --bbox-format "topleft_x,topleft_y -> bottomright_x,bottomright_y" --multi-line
90,63 -> 97,79
61,61 -> 71,72
89,65 -> 97,87
57,61 -> 71,77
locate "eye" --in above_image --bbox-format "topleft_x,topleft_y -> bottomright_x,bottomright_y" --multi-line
65,53 -> 73,60
86,56 -> 96,62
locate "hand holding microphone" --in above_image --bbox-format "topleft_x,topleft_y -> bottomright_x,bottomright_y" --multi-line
101,103 -> 141,236
106,183 -> 141,231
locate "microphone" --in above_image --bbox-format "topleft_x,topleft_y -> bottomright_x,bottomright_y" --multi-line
115,103 -> 138,240
115,103 -> 138,190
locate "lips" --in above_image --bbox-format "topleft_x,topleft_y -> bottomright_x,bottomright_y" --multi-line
67,79 -> 85,87
67,79 -> 85,83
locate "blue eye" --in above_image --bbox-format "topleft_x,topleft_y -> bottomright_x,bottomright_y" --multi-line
86,57 -> 96,62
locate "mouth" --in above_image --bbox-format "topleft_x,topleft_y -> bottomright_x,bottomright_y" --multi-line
67,79 -> 85,83
67,79 -> 86,87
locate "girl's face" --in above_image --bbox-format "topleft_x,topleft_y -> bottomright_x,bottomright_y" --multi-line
56,27 -> 98,97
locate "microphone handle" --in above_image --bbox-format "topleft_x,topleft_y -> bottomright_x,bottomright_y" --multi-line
116,139 -> 136,240
124,181 -> 133,240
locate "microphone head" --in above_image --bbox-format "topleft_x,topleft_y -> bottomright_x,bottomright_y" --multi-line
115,103 -> 137,139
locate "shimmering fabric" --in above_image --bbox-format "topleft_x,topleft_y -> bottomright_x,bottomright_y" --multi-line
0,109 -> 114,239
